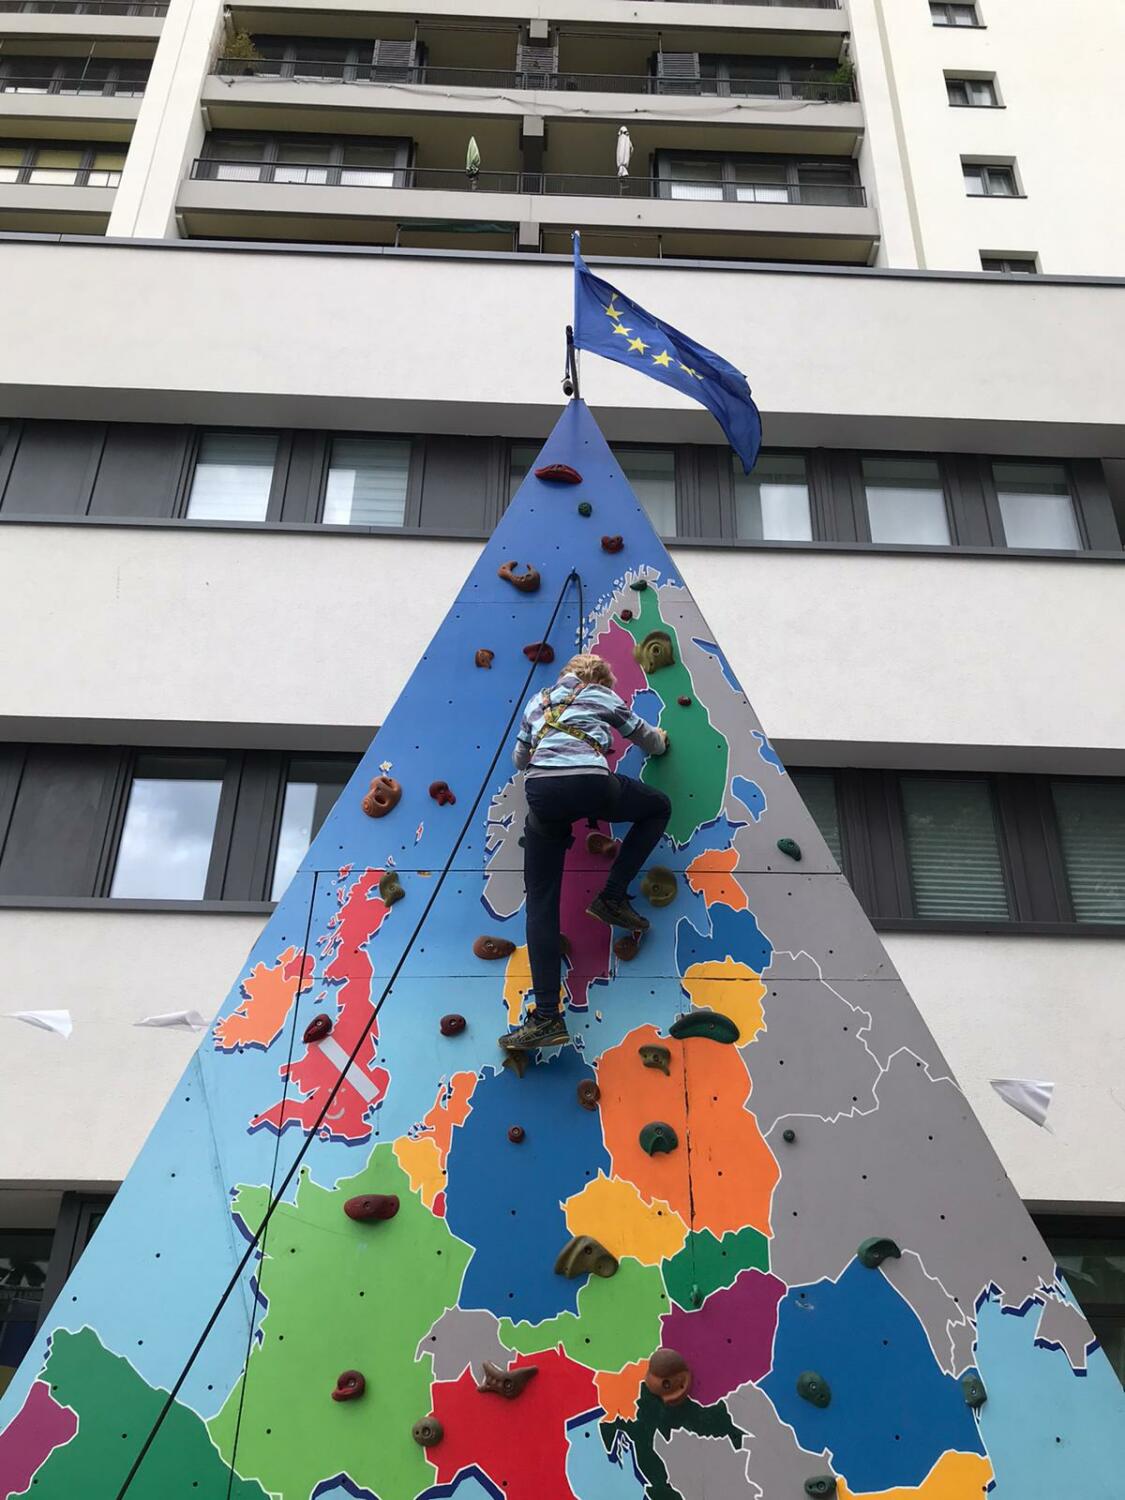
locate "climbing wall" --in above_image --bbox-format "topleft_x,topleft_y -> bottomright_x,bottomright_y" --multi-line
1,400 -> 1123,1500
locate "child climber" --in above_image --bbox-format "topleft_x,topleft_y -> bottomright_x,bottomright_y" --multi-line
500,652 -> 671,1053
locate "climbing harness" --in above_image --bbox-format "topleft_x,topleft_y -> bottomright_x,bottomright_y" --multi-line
531,680 -> 609,759
112,570 -> 583,1500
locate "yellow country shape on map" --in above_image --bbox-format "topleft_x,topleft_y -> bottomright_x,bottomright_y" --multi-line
564,1173 -> 688,1265
503,943 -> 567,1023
838,1449 -> 993,1499
680,957 -> 766,1044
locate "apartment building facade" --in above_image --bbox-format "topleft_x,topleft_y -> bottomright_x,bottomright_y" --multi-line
0,0 -> 1123,1398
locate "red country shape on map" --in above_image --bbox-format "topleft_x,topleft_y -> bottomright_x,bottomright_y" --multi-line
427,1348 -> 597,1497
250,869 -> 391,1142
0,1380 -> 78,1495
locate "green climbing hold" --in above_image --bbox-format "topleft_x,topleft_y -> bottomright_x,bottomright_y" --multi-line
577,501 -> 592,517
632,630 -> 675,674
639,1044 -> 671,1075
669,1009 -> 739,1044
639,1122 -> 678,1156
961,1374 -> 987,1409
805,1479 -> 837,1498
782,1128 -> 797,1144
857,1236 -> 902,1270
629,578 -> 649,592
796,1370 -> 831,1409
640,866 -> 677,908
689,1283 -> 702,1309
554,1234 -> 619,1280
776,837 -> 802,862
378,871 -> 404,906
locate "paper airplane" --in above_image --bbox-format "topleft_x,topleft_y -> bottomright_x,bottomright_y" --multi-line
135,1011 -> 209,1031
5,1010 -> 73,1039
991,1078 -> 1054,1128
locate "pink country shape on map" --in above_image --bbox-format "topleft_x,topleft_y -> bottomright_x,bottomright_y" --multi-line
0,1380 -> 77,1493
660,1270 -> 787,1405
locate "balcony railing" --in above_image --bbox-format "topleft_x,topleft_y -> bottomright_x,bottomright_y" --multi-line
0,74 -> 146,95
190,158 -> 867,207
0,0 -> 167,11
213,57 -> 855,102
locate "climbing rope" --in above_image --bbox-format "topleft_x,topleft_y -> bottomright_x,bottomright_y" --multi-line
114,568 -> 584,1499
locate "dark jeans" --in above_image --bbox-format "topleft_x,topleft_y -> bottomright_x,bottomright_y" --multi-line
523,772 -> 671,1012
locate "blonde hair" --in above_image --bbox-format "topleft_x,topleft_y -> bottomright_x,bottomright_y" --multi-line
563,653 -> 615,689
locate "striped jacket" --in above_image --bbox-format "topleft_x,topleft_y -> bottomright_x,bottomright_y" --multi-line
513,673 -> 666,777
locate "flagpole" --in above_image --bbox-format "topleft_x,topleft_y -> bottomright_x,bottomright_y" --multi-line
562,230 -> 581,400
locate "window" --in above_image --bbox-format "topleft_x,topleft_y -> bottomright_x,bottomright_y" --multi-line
658,153 -> 859,207
0,57 -> 149,96
791,770 -> 844,867
930,2 -> 980,24
109,755 -> 225,899
201,132 -> 408,186
963,162 -> 1017,197
900,776 -> 1010,920
617,448 -> 677,536
270,758 -> 357,899
1036,1219 -> 1125,1388
993,463 -> 1080,550
1051,782 -> 1125,924
186,431 -> 277,522
0,146 -> 21,183
86,149 -> 126,187
946,76 -> 997,106
863,458 -> 951,545
0,1230 -> 52,1396
980,255 -> 1037,274
697,56 -> 842,101
27,147 -> 83,185
323,437 -> 410,526
733,452 -> 812,541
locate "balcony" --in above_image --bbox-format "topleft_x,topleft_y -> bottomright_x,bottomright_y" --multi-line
179,155 -> 877,262
0,67 -> 145,133
0,1 -> 165,11
0,0 -> 164,43
0,142 -> 122,231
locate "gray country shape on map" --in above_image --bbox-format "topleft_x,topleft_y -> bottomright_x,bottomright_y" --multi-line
1034,1290 -> 1098,1370
724,1379 -> 833,1497
417,1306 -> 508,1383
654,1426 -> 760,1500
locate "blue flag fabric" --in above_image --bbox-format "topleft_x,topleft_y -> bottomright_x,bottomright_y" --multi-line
572,235 -> 762,473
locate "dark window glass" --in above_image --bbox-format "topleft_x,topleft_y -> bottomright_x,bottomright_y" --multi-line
1051,782 -> 1125,924
0,1230 -> 52,1394
901,776 -> 1010,920
1038,1225 -> 1125,1388
931,2 -> 979,24
791,770 -> 844,868
947,76 -> 997,106
270,758 -> 358,899
981,255 -> 1037,273
109,755 -> 224,899
964,162 -> 1017,197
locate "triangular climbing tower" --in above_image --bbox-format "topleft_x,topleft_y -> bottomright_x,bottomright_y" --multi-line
2,400 -> 1123,1499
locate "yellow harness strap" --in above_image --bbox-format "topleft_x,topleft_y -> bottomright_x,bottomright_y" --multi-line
532,683 -> 609,758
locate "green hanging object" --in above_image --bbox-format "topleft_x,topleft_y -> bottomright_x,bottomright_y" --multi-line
639,1121 -> 678,1156
577,501 -> 592,516
465,135 -> 481,177
796,1370 -> 831,1409
857,1236 -> 902,1270
961,1374 -> 987,1409
669,1009 -> 739,1044
804,1479 -> 837,1498
689,1283 -> 703,1309
777,837 -> 802,862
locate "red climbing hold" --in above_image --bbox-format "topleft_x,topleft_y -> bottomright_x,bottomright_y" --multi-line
475,649 -> 494,669
601,535 -> 624,554
361,775 -> 401,819
523,641 -> 555,664
429,780 -> 457,806
497,560 -> 541,593
473,935 -> 517,960
677,696 -> 692,707
586,831 -> 620,859
507,1125 -> 526,1144
344,1193 -> 400,1222
577,1080 -> 600,1111
619,608 -> 634,622
303,1014 -> 332,1044
645,1349 -> 692,1407
440,1014 -> 466,1037
332,1370 -> 366,1402
534,463 -> 582,484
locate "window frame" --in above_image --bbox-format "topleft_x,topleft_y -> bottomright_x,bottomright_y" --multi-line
983,458 -> 1090,552
0,138 -> 126,186
980,253 -> 1038,273
962,159 -> 1021,198
0,55 -> 150,97
177,427 -> 289,523
852,452 -> 960,546
200,130 -> 412,187
314,432 -> 420,529
945,73 -> 1000,108
654,149 -> 860,206
929,1 -> 982,26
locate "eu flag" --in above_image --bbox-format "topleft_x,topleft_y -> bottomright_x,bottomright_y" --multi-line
572,234 -> 762,474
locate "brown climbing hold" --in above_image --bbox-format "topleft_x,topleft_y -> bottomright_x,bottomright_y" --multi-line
523,641 -> 555,664
586,831 -> 620,858
645,1349 -> 693,1407
577,1080 -> 600,1111
639,1043 -> 671,1075
619,608 -> 634,621
641,866 -> 678,908
440,1014 -> 466,1037
554,1235 -> 619,1280
498,560 -> 541,594
475,648 -> 494,669
535,462 -> 582,484
331,1370 -> 365,1402
378,870 -> 404,906
428,780 -> 456,806
633,631 -> 675,674
303,1014 -> 332,1044
559,934 -> 572,958
601,535 -> 624,554
412,1416 -> 444,1448
477,1360 -> 540,1399
507,1125 -> 525,1143
344,1193 -> 400,1222
361,775 -> 401,819
614,932 -> 642,962
474,935 -> 517,961
677,696 -> 692,707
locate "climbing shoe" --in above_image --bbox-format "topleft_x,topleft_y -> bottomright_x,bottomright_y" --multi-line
586,893 -> 650,931
500,1009 -> 570,1052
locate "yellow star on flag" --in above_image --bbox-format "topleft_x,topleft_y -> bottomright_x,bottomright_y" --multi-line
627,337 -> 649,354
679,363 -> 699,378
604,300 -> 623,321
612,322 -> 633,338
652,350 -> 673,367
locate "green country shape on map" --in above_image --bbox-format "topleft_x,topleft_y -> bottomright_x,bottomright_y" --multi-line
13,1327 -> 268,1500
662,1225 -> 770,1312
208,1145 -> 472,1500
499,1257 -> 668,1371
617,590 -> 728,844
